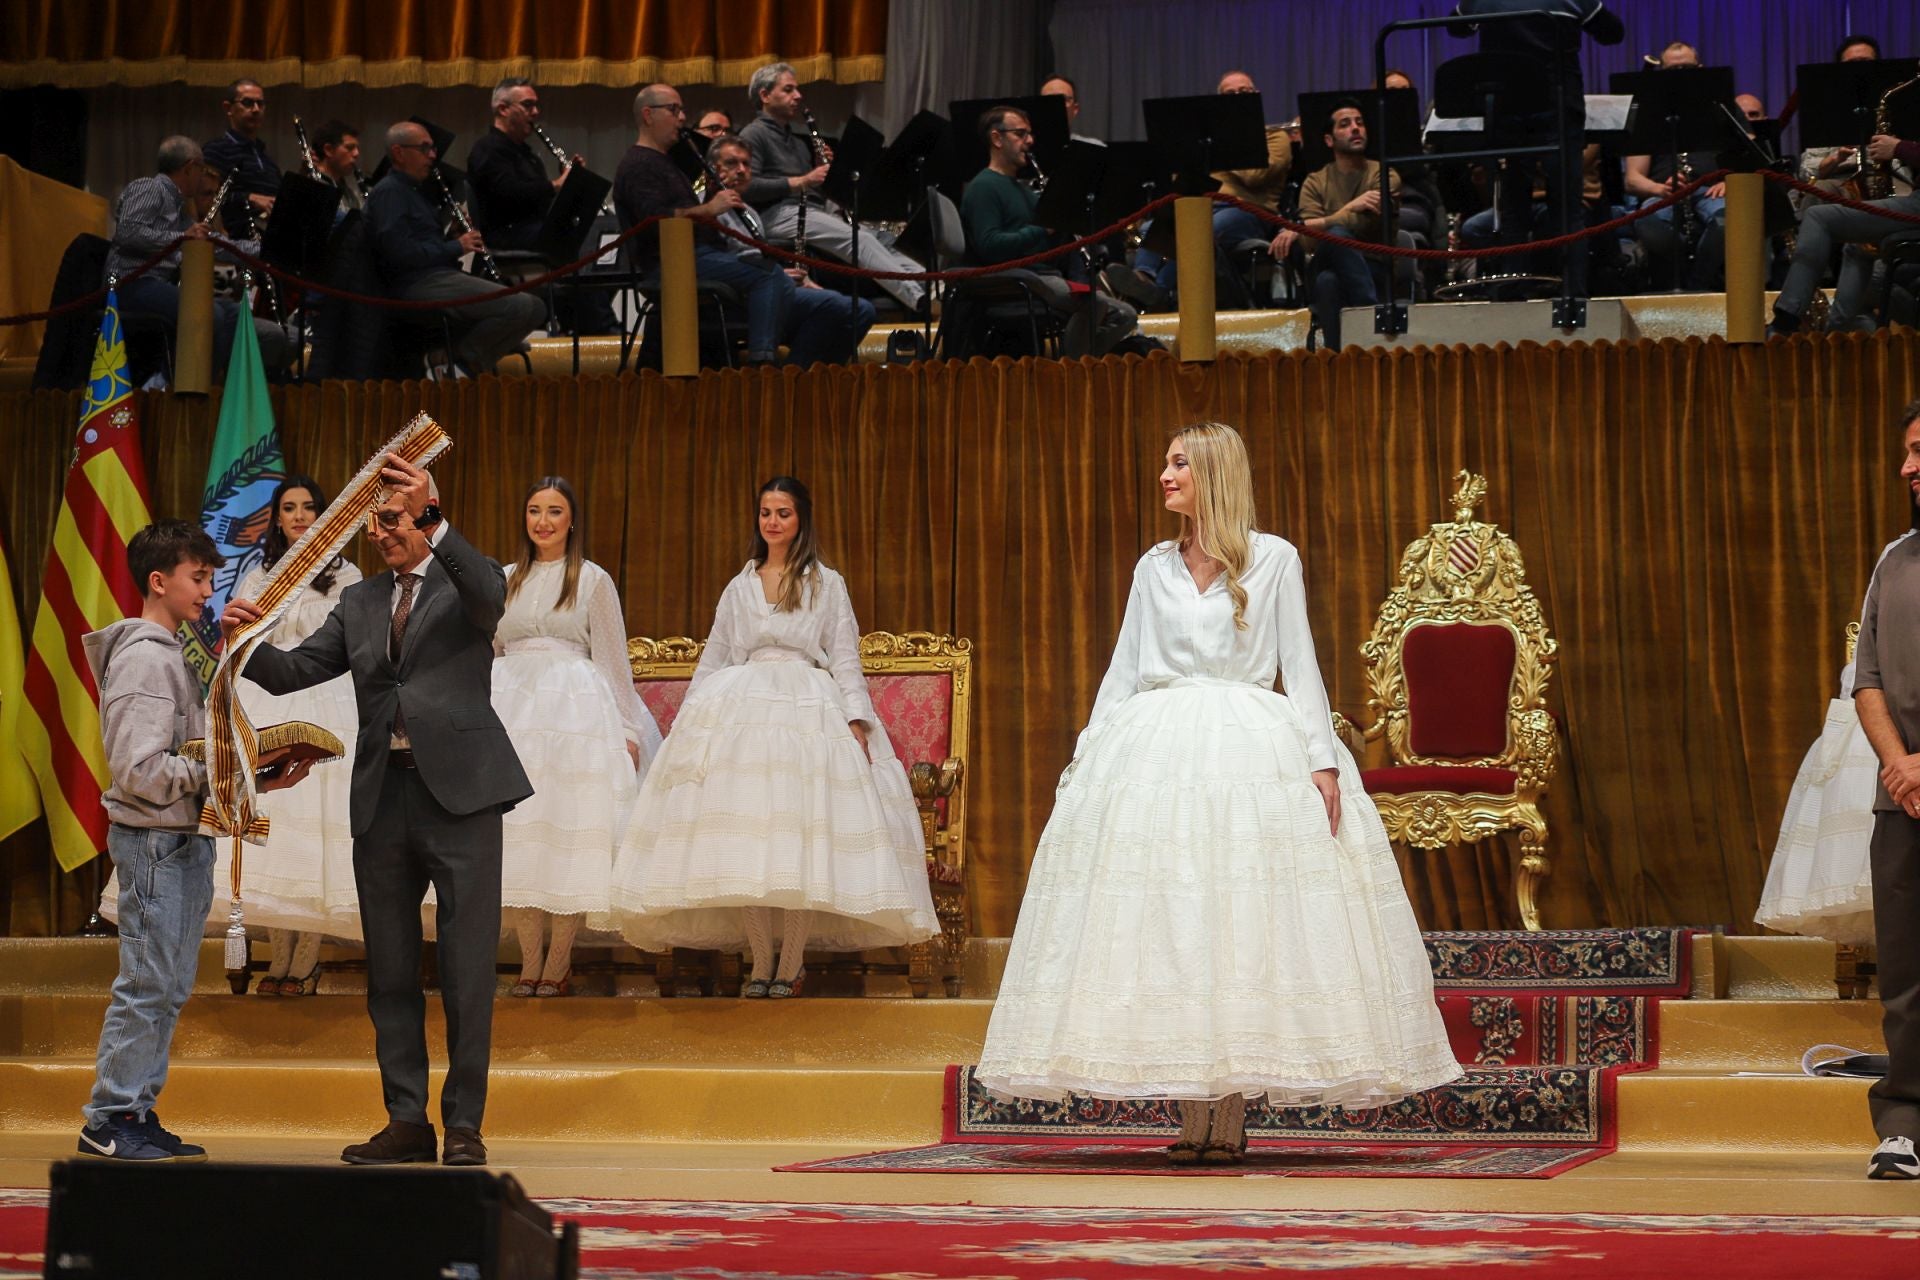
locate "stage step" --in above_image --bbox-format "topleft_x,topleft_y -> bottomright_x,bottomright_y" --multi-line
1689,934 -> 1840,1000
0,1057 -> 947,1145
1617,1071 -> 1875,1152
0,994 -> 993,1066
1657,999 -> 1884,1071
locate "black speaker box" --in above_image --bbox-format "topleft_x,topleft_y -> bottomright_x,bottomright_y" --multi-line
43,1161 -> 578,1279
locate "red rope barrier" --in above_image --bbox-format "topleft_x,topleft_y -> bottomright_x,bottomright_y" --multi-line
3,166 -> 1915,329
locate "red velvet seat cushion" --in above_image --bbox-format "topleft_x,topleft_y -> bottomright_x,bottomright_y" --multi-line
1361,764 -> 1519,796
635,678 -> 692,734
1404,622 -> 1516,758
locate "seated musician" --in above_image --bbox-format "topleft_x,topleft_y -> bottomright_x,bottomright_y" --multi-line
364,121 -> 545,375
960,105 -> 1141,359
1795,36 -> 1880,213
612,84 -> 795,366
738,62 -> 930,315
1041,76 -> 1104,146
709,135 -> 875,366
202,78 -> 281,236
312,120 -> 367,214
466,77 -> 617,335
1772,122 -> 1920,335
1623,42 -> 1728,290
695,110 -> 734,140
1128,70 -> 1292,303
1267,99 -> 1403,350
106,136 -> 292,379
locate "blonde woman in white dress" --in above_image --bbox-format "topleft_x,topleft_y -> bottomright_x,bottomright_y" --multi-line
494,476 -> 661,997
975,423 -> 1461,1165
1758,530 -> 1914,949
99,476 -> 364,993
607,476 -> 937,997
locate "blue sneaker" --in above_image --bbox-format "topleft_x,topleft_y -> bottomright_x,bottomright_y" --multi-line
142,1111 -> 208,1161
77,1112 -> 175,1162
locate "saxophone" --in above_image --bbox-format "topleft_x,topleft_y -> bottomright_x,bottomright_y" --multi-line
1863,74 -> 1917,200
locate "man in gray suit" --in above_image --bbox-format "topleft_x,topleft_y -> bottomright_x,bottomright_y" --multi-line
223,453 -> 531,1167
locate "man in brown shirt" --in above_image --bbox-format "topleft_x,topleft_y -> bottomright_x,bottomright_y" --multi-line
1853,398 -> 1920,1181
1267,99 -> 1401,349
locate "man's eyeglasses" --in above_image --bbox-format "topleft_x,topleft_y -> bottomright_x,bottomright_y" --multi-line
996,127 -> 1033,139
368,509 -> 412,534
650,103 -> 688,117
396,141 -> 438,153
232,97 -> 265,109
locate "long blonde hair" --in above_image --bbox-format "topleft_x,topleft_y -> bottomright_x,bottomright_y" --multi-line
505,476 -> 585,611
1170,422 -> 1257,630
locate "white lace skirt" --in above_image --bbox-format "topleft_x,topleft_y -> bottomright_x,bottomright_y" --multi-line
605,654 -> 938,952
101,673 -> 362,939
975,681 -> 1463,1107
1756,697 -> 1879,948
493,646 -> 644,917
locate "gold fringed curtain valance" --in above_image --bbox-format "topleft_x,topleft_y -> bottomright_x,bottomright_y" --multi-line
4,335 -> 1920,938
0,0 -> 887,90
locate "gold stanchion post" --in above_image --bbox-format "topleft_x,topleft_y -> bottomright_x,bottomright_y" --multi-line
1174,196 -> 1217,362
1723,172 -> 1764,343
174,238 -> 215,393
659,218 -> 699,377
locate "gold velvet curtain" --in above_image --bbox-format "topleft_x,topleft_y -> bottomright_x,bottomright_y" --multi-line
0,0 -> 888,89
4,334 -> 1919,938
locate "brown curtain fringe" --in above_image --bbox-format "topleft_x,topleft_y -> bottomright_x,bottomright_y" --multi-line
4,337 -> 1917,938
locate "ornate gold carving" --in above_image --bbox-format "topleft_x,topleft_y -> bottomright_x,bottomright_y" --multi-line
1845,620 -> 1861,667
627,635 -> 705,678
1344,471 -> 1559,930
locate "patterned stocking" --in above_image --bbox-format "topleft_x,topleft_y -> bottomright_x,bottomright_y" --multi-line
512,908 -> 546,981
286,931 -> 323,982
266,929 -> 294,979
744,908 -> 776,982
776,910 -> 811,983
542,913 -> 580,983
1209,1095 -> 1248,1150
1176,1100 -> 1213,1147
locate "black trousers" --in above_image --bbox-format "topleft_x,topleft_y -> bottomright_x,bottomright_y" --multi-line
1870,810 -> 1920,1139
353,763 -> 503,1132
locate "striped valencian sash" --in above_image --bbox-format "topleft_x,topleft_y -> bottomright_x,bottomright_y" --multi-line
200,412 -> 453,842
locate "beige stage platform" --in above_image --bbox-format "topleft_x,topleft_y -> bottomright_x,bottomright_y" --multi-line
0,933 -> 1900,1215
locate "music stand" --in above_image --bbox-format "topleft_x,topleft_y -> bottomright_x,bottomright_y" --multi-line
1141,92 -> 1269,193
260,173 -> 341,279
1088,139 -> 1166,260
535,164 -> 614,263
1034,139 -> 1108,236
875,111 -> 950,271
944,95 -> 1072,194
1795,58 -> 1920,151
1295,88 -> 1420,173
1612,67 -> 1740,291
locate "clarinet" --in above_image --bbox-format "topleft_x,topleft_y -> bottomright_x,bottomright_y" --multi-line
431,167 -> 503,282
292,115 -> 321,179
351,164 -> 372,201
202,171 -> 237,228
797,106 -> 834,260
531,122 -> 570,172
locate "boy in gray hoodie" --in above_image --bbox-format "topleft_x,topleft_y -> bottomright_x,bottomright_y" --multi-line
78,519 -> 306,1162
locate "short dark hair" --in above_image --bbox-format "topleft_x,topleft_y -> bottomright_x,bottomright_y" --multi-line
709,134 -> 750,162
223,78 -> 263,101
979,105 -> 1026,141
1837,34 -> 1880,60
128,520 -> 223,596
1900,399 -> 1920,432
1325,97 -> 1364,136
313,119 -> 360,152
1043,74 -> 1078,97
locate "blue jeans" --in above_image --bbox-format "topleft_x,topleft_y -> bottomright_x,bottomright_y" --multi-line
1309,225 -> 1379,306
786,287 -> 876,366
694,244 -> 795,362
116,276 -> 290,376
85,823 -> 214,1127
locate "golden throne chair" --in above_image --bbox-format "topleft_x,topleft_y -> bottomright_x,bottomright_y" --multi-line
1330,472 -> 1560,930
628,630 -> 974,997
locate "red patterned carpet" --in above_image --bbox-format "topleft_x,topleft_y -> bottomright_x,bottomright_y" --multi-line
8,1191 -> 1920,1278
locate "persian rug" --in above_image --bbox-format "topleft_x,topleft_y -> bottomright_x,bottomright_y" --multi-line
8,1191 -> 1919,1280
777,1140 -> 1609,1179
1423,927 -> 1693,994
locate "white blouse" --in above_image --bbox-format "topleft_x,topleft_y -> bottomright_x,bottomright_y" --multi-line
237,557 -> 362,647
690,561 -> 879,726
1081,532 -> 1338,771
498,558 -> 656,749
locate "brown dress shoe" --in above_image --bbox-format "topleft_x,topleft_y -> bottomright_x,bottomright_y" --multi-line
340,1120 -> 437,1165
442,1127 -> 488,1166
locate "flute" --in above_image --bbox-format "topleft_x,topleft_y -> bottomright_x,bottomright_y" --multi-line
431,167 -> 503,282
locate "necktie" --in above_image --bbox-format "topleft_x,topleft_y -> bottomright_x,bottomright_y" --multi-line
390,572 -> 419,743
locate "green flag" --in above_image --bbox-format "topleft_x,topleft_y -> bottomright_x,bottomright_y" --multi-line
180,313 -> 286,686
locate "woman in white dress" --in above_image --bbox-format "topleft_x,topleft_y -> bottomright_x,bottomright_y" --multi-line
974,423 -> 1461,1165
495,476 -> 661,997
607,476 -> 937,997
1757,531 -> 1914,949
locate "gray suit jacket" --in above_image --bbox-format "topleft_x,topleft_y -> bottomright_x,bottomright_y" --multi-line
243,524 -> 533,837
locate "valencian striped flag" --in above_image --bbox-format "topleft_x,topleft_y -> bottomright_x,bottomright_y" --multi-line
20,291 -> 156,871
180,305 -> 283,686
0,532 -> 40,841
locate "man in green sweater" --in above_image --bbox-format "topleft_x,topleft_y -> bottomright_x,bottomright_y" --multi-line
958,106 -> 1137,358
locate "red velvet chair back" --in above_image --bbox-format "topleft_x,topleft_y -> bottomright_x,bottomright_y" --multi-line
1403,622 -> 1517,759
